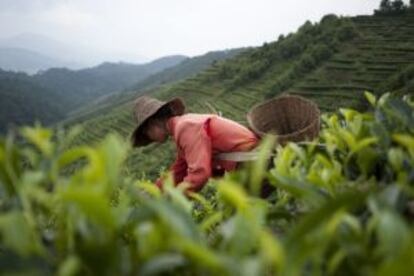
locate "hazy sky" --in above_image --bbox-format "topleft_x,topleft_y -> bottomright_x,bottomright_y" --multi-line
0,0 -> 400,62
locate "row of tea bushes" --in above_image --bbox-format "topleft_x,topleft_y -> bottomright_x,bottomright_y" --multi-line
0,92 -> 413,275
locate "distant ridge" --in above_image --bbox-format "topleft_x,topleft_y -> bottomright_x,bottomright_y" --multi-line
65,48 -> 245,121
0,55 -> 187,133
0,47 -> 79,74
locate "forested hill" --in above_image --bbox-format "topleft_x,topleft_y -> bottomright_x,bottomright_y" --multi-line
0,55 -> 186,133
64,48 -> 246,122
32,55 -> 187,113
0,47 -> 244,134
0,69 -> 63,133
62,10 -> 414,180
128,49 -> 247,92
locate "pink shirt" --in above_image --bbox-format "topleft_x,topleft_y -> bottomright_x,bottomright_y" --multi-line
156,113 -> 259,192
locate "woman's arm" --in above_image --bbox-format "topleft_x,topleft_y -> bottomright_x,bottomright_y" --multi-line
181,122 -> 213,192
155,149 -> 187,189
170,149 -> 188,184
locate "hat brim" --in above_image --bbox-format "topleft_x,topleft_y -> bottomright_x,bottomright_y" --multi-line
131,124 -> 152,147
131,97 -> 185,147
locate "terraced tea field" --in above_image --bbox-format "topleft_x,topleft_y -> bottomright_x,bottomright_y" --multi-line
288,15 -> 414,111
60,13 -> 414,180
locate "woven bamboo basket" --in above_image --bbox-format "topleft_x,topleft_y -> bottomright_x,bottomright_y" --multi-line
246,94 -> 321,145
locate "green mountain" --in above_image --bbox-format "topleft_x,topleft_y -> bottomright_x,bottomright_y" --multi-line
33,55 -> 187,113
0,69 -> 64,133
0,55 -> 187,133
63,48 -> 245,124
128,49 -> 247,92
62,11 -> 414,180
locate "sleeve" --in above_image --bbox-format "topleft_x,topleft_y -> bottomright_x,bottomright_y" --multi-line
180,122 -> 213,192
169,148 -> 188,185
155,148 -> 187,190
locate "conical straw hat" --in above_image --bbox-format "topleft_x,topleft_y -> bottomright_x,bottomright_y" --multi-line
131,96 -> 185,147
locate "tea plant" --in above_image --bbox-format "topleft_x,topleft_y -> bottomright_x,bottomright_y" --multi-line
1,92 -> 414,275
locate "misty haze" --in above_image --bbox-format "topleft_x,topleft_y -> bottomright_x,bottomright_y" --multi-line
1,0 -> 381,72
0,1 -> 414,275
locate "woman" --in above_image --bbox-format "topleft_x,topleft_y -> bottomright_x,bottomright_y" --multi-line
131,96 -> 259,192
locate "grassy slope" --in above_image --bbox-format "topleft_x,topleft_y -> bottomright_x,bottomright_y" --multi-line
61,13 -> 414,180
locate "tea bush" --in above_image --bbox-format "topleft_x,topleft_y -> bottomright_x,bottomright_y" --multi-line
1,92 -> 414,275
231,17 -> 358,90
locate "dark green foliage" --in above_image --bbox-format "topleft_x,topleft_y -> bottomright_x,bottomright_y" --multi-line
312,44 -> 333,61
265,18 -> 358,98
392,0 -> 406,11
379,65 -> 414,93
0,70 -> 64,133
336,21 -> 359,41
381,0 -> 392,10
375,0 -> 408,15
228,19 -> 346,88
320,14 -> 339,24
217,63 -> 236,80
